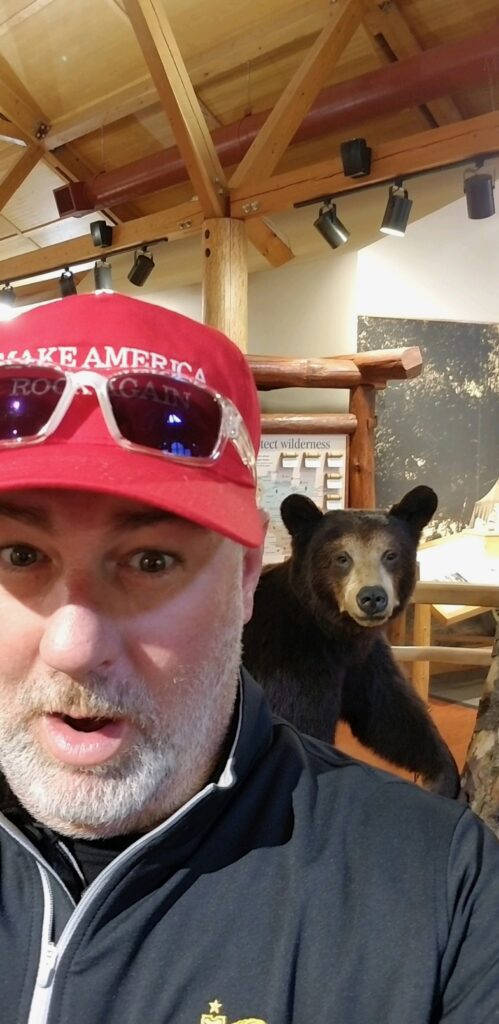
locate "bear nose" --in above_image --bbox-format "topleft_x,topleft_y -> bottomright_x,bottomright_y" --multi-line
356,586 -> 388,617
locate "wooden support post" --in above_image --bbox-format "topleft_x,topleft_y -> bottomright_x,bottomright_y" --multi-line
348,384 -> 376,508
202,218 -> 248,352
387,609 -> 407,646
412,603 -> 432,701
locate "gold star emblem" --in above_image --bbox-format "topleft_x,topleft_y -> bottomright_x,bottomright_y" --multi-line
209,1002 -> 223,1015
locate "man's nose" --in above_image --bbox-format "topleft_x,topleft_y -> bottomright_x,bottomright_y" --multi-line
39,604 -> 122,675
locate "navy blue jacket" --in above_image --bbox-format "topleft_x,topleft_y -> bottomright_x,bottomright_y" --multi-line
1,672 -> 498,1024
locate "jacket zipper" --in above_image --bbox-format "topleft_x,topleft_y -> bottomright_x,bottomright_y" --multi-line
5,766 -> 229,1024
27,865 -> 58,1024
1,682 -> 244,1023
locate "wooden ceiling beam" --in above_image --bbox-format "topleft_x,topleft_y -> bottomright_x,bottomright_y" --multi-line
0,147 -> 43,210
359,0 -> 463,126
123,0 -> 227,218
229,0 -> 362,190
245,219 -> 294,267
0,121 -> 30,146
0,200 -> 203,284
45,3 -> 328,150
0,54 -> 47,138
231,111 -> 499,219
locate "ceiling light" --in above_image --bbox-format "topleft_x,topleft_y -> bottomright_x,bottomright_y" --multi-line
94,259 -> 113,293
128,247 -> 155,287
464,170 -> 495,219
0,284 -> 17,321
59,268 -> 77,297
0,283 -> 15,307
380,183 -> 413,237
314,202 -> 350,250
340,137 -> 372,178
90,219 -> 113,247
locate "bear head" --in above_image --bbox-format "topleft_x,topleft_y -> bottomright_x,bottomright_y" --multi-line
280,485 -> 437,630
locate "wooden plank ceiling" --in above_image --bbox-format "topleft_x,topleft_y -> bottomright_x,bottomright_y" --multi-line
0,0 -> 498,300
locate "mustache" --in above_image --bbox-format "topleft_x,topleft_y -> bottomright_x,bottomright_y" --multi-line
16,671 -> 157,729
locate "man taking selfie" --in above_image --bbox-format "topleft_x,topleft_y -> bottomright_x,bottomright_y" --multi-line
0,293 -> 497,1024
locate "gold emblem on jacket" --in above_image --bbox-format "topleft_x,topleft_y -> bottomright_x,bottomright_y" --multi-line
200,1000 -> 267,1024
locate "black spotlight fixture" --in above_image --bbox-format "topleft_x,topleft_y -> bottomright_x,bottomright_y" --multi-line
314,201 -> 350,250
0,283 -> 16,307
464,168 -> 495,220
340,137 -> 372,178
90,219 -> 113,247
94,258 -> 113,293
0,283 -> 16,321
59,268 -> 77,297
380,182 -> 413,237
128,247 -> 155,287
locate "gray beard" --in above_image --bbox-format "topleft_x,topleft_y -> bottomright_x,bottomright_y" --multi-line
0,611 -> 243,838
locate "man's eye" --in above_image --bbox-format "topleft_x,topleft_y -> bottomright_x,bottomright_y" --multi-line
128,551 -> 176,574
0,545 -> 41,568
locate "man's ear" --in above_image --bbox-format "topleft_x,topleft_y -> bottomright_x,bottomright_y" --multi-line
241,508 -> 268,624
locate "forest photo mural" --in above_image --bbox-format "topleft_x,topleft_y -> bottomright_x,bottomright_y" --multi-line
357,317 -> 499,533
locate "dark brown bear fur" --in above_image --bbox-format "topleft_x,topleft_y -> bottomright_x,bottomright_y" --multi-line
243,485 -> 460,798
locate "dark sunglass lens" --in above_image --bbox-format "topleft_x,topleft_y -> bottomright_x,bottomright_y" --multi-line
0,367 -> 66,441
108,374 -> 222,458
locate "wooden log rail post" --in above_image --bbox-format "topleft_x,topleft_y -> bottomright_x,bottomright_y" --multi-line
348,384 -> 376,508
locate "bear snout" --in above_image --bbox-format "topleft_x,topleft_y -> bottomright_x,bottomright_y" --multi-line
356,586 -> 389,618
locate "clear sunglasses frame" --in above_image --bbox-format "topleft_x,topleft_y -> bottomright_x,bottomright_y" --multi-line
0,363 -> 257,483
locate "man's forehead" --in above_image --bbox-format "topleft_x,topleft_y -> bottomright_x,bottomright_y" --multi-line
0,489 -> 204,534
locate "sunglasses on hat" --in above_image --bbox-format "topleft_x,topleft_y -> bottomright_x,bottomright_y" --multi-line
0,363 -> 257,483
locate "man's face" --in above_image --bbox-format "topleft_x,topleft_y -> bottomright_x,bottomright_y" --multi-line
0,490 -> 263,838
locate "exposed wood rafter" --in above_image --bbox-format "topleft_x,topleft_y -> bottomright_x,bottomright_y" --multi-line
245,219 -> 294,267
45,3 -> 329,149
229,0 -> 362,189
123,0 -> 227,218
122,0 -> 294,265
0,147 -> 43,209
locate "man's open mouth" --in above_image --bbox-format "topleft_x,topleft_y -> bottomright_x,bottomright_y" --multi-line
41,712 -> 131,766
51,713 -> 116,733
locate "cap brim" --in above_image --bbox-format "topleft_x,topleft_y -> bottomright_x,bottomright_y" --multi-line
0,444 -> 264,548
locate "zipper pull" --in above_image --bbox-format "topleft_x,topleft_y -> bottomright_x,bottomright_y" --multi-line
38,942 -> 58,988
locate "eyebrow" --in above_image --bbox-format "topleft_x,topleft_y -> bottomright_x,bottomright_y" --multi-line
0,502 -> 180,534
110,509 -> 179,531
0,502 -> 54,531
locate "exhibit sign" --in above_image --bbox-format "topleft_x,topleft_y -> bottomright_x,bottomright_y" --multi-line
257,433 -> 348,563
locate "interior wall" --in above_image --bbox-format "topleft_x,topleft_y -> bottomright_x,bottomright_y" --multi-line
357,194 -> 499,323
249,251 -> 357,413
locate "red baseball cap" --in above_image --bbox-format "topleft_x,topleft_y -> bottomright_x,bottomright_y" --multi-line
0,293 -> 264,547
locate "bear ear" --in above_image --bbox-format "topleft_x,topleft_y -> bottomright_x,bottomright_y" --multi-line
388,485 -> 438,538
281,494 -> 323,538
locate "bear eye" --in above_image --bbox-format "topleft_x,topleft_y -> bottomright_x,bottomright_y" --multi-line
383,550 -> 398,565
334,552 -> 352,567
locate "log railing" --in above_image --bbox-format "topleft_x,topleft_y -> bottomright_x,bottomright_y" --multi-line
249,347 -> 422,507
390,581 -> 499,701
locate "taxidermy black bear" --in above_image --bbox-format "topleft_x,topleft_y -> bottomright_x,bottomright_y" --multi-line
243,485 -> 460,798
